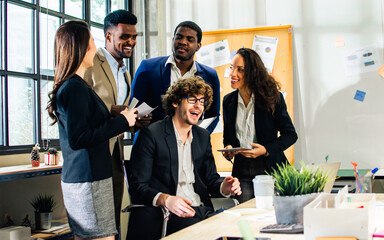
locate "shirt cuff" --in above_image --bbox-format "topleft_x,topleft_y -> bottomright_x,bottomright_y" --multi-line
152,192 -> 162,207
220,182 -> 231,198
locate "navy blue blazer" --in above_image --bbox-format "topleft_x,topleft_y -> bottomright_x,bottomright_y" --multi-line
56,75 -> 130,183
128,116 -> 223,207
131,56 -> 220,133
223,90 -> 298,178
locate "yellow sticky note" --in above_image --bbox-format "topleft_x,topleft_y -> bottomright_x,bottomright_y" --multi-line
334,37 -> 345,47
378,64 -> 384,78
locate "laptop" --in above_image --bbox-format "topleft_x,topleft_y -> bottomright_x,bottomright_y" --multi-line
306,162 -> 341,193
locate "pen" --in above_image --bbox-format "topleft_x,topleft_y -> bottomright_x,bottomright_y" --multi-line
364,167 -> 378,178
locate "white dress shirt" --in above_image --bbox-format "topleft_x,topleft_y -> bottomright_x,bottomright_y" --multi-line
236,92 -> 256,148
165,55 -> 197,86
101,47 -> 128,105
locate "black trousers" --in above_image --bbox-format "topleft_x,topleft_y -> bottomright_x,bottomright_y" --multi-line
126,205 -> 213,240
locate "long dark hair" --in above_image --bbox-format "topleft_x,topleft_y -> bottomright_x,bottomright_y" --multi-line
237,48 -> 281,113
47,20 -> 90,124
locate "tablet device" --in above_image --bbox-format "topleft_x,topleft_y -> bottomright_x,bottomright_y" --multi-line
217,147 -> 252,153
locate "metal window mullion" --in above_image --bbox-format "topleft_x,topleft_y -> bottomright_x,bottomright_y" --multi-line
35,1 -> 41,145
3,1 -> 8,147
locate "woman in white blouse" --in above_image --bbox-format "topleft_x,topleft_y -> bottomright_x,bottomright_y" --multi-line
222,48 -> 297,203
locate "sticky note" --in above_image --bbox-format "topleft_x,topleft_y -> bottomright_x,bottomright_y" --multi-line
230,50 -> 237,60
377,64 -> 384,78
354,90 -> 366,102
224,68 -> 230,78
334,37 -> 345,47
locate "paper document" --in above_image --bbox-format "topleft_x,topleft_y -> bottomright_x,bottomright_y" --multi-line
136,102 -> 157,118
197,117 -> 217,129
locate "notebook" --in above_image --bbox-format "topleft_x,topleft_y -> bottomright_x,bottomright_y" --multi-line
307,162 -> 341,193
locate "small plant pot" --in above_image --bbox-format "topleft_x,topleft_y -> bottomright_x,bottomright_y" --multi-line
31,160 -> 40,167
35,211 -> 53,230
273,193 -> 319,224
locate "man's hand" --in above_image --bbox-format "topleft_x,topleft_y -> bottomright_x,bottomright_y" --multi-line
237,143 -> 267,158
156,194 -> 195,218
135,114 -> 152,129
111,105 -> 127,117
222,176 -> 242,196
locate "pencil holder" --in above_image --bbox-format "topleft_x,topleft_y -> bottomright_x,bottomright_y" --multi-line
355,175 -> 372,193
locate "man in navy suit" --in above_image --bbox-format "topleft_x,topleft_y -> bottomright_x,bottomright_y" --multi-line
127,76 -> 241,240
131,21 -> 220,133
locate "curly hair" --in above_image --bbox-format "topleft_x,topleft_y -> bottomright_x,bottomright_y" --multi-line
236,48 -> 281,113
46,20 -> 90,125
162,76 -> 213,116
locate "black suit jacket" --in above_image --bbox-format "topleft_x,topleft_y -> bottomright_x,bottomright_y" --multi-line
223,90 -> 298,178
129,116 -> 222,206
127,117 -> 223,239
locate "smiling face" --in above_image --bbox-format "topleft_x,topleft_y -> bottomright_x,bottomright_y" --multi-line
173,94 -> 205,127
229,53 -> 246,90
172,26 -> 201,62
105,23 -> 137,63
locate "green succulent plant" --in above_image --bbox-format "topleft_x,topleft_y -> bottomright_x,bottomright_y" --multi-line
269,162 -> 328,196
30,194 -> 57,212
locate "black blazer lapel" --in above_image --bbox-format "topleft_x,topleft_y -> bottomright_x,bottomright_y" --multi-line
164,117 -> 179,189
227,92 -> 240,147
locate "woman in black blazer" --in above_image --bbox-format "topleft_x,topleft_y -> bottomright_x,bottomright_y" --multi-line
222,48 -> 297,203
47,21 -> 137,240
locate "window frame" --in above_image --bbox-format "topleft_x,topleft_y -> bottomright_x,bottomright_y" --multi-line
0,0 -> 132,155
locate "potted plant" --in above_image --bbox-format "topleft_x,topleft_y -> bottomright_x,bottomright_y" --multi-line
269,162 -> 328,225
30,194 -> 57,230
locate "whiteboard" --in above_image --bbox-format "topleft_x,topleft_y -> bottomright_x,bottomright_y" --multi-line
266,0 -> 384,169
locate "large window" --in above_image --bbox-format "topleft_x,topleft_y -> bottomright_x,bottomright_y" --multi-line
1,0 -> 130,155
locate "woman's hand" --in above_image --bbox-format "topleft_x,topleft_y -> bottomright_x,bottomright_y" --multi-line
237,143 -> 267,158
121,108 -> 137,127
222,145 -> 237,162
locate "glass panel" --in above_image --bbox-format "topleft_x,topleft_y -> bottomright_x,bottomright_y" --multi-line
91,26 -> 105,50
91,0 -> 106,24
40,0 -> 60,12
65,0 -> 83,18
40,14 -> 60,76
8,77 -> 34,146
41,80 -> 59,139
1,1 -> 3,69
111,0 -> 125,12
19,0 -> 32,3
7,3 -> 33,73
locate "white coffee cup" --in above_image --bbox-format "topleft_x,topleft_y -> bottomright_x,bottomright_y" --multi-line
253,175 -> 274,209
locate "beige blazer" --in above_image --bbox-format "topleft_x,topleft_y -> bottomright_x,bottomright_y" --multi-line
84,47 -> 132,155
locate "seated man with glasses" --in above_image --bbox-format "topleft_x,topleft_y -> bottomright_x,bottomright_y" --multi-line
127,76 -> 242,240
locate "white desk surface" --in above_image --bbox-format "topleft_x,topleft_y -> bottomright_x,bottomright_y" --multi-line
162,194 -> 384,240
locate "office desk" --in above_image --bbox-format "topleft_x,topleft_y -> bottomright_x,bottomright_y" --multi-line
162,198 -> 302,240
163,194 -> 384,240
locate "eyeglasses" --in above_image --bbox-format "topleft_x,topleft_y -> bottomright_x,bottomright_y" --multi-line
182,96 -> 207,106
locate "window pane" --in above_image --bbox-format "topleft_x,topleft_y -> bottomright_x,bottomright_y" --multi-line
40,14 -> 60,76
111,0 -> 125,12
65,0 -> 82,18
7,3 -> 33,73
91,27 -> 104,50
91,0 -> 106,24
8,77 -> 34,146
40,0 -> 60,12
41,80 -> 59,139
19,0 -> 32,3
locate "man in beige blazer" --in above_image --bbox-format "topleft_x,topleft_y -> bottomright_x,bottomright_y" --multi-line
84,10 -> 150,238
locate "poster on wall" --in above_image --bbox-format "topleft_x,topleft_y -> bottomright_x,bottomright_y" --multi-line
252,35 -> 278,73
341,45 -> 381,77
196,40 -> 231,68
